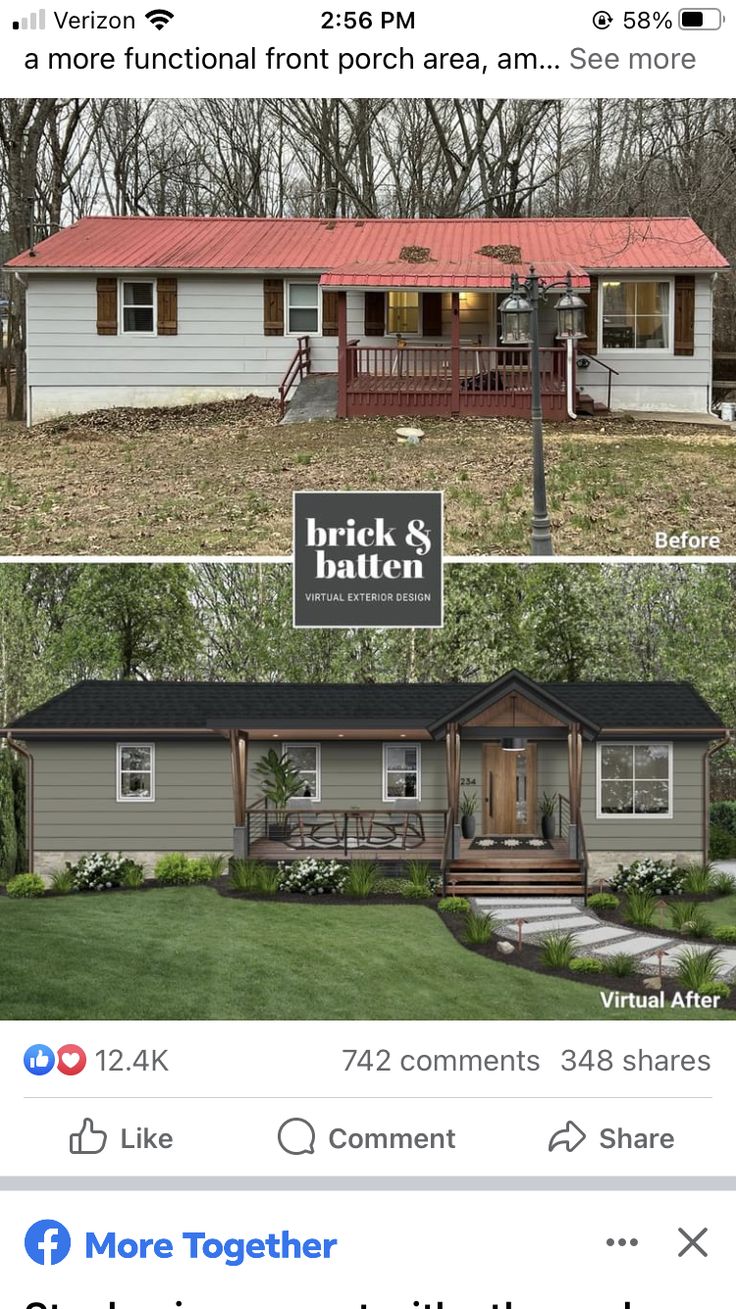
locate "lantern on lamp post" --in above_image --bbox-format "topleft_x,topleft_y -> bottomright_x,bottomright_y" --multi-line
499,269 -> 586,556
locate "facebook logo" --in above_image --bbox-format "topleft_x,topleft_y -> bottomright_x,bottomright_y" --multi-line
24,1219 -> 72,1265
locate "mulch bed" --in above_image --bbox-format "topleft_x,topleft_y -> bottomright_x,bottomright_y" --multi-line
595,893 -> 736,949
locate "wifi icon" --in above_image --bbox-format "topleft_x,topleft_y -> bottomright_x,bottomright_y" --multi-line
145,7 -> 174,27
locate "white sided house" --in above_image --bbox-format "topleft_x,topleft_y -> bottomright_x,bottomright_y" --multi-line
5,214 -> 728,425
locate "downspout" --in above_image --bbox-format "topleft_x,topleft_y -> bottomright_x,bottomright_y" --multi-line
4,735 -> 34,874
12,272 -> 31,428
703,730 -> 733,862
566,338 -> 577,420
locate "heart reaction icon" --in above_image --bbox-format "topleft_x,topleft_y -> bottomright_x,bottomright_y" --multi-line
56,1044 -> 87,1076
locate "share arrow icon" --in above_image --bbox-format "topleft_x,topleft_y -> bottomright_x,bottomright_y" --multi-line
547,1120 -> 587,1153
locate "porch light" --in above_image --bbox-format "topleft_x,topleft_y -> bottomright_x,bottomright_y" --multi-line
501,736 -> 526,753
555,288 -> 587,340
499,286 -> 532,345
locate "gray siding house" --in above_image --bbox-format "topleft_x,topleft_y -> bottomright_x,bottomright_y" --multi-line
4,215 -> 727,424
4,673 -> 727,897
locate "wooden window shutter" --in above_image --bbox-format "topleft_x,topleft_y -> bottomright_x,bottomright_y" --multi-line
263,278 -> 284,336
322,290 -> 339,337
96,278 -> 118,335
364,291 -> 386,337
578,276 -> 599,354
674,275 -> 695,356
157,277 -> 178,336
422,292 -> 443,337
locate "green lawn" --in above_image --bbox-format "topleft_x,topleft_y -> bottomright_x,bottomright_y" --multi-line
0,889 -> 731,1020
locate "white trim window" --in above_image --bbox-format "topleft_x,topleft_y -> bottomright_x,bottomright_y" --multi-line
383,743 -> 421,802
116,743 -> 155,802
387,291 -> 421,336
287,281 -> 320,334
596,742 -> 672,819
121,279 -> 156,335
284,743 -> 321,802
599,278 -> 673,353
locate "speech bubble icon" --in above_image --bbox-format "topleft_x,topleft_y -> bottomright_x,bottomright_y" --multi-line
278,1117 -> 316,1156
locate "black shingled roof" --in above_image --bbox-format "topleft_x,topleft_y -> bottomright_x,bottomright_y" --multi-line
7,678 -> 725,733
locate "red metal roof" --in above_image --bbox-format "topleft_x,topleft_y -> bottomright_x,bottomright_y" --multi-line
6,216 -> 727,283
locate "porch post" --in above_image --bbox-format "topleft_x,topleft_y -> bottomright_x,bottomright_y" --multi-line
445,722 -> 462,858
337,291 -> 348,418
451,291 -> 461,415
566,724 -> 578,860
229,729 -> 247,829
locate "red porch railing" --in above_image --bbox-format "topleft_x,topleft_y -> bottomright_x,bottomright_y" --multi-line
342,344 -> 569,419
278,335 -> 311,418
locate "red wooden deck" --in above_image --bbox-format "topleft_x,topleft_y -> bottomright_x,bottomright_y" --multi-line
342,345 -> 569,419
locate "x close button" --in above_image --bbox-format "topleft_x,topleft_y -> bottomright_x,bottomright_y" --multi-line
678,1227 -> 708,1258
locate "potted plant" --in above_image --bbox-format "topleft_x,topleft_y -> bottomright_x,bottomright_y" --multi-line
460,791 -> 477,840
540,792 -> 558,840
255,748 -> 305,841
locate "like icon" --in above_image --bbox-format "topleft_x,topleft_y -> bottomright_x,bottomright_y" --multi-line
24,1044 -> 56,1076
57,1044 -> 87,1076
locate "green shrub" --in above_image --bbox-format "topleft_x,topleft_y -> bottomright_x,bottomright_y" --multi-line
712,872 -> 735,896
625,888 -> 657,928
541,931 -> 578,969
680,861 -> 715,895
570,956 -> 605,974
50,868 -> 75,894
714,925 -> 736,944
710,801 -> 736,837
607,952 -> 637,978
189,860 -> 217,884
709,826 -> 736,860
120,862 -> 145,890
373,876 -> 411,896
255,865 -> 282,895
588,892 -> 619,911
154,853 -> 195,886
6,872 -> 45,898
0,750 -> 18,884
675,946 -> 723,993
400,881 -> 434,899
696,981 -> 731,1000
464,910 -> 496,944
229,858 -> 264,891
344,860 -> 378,898
438,896 -> 470,914
668,901 -> 713,938
611,858 -> 683,896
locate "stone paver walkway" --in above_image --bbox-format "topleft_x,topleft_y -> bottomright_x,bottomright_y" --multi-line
471,896 -> 736,980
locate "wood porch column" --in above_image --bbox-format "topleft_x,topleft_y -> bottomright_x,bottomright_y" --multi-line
337,291 -> 348,418
451,291 -> 461,415
229,729 -> 248,829
445,723 -> 462,858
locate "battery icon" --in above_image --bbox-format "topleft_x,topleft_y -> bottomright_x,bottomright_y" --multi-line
679,8 -> 723,26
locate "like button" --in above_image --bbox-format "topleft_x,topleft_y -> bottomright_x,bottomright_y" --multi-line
70,1118 -> 108,1155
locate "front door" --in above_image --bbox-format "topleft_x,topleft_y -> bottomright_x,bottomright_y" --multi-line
482,743 -> 537,835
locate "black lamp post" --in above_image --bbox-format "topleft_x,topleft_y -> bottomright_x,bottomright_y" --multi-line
499,268 -> 587,556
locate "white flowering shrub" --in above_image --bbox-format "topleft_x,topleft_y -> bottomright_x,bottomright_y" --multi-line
67,851 -> 128,892
278,858 -> 349,895
610,858 -> 685,896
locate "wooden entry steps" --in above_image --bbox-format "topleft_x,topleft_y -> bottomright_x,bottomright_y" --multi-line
576,391 -> 609,416
445,867 -> 584,897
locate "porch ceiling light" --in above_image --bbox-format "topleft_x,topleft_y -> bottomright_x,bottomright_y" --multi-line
499,288 -> 532,345
555,289 -> 587,340
501,736 -> 526,753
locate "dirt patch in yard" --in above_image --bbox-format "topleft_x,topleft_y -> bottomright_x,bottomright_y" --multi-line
0,400 -> 733,555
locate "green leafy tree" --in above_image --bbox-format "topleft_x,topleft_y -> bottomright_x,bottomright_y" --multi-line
0,749 -> 18,882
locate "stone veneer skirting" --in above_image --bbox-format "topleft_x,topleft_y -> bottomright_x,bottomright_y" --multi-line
587,850 -> 702,882
33,850 -> 230,881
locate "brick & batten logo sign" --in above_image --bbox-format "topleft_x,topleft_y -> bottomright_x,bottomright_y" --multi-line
293,491 -> 444,629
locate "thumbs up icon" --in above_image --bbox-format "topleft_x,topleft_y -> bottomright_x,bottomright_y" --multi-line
69,1118 -> 107,1155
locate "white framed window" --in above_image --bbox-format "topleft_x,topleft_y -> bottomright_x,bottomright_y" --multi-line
121,279 -> 156,335
596,742 -> 673,819
283,743 -> 321,802
116,743 -> 155,803
599,278 -> 673,353
383,743 -> 421,802
287,282 -> 320,335
387,291 -> 420,335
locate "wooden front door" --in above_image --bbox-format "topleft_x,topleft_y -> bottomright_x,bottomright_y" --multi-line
482,743 -> 537,835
